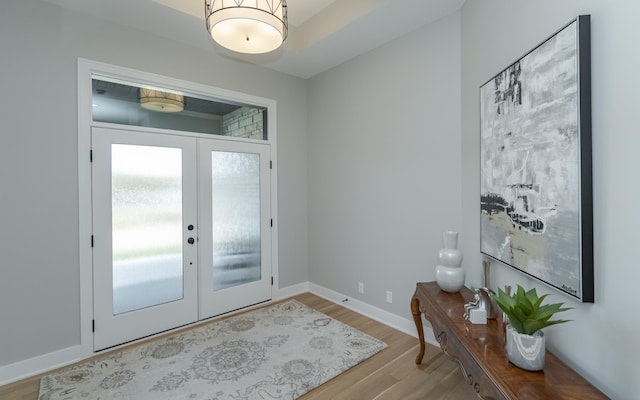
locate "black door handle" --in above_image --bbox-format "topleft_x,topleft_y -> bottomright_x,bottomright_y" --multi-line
187,237 -> 195,244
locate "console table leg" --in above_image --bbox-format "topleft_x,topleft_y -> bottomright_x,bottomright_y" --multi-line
411,295 -> 426,364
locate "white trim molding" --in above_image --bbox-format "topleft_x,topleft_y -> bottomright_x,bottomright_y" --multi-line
0,282 -> 437,385
275,281 -> 310,299
76,58 -> 280,357
307,283 -> 437,344
0,346 -> 82,386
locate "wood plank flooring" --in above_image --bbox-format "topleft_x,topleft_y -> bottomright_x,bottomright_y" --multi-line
0,292 -> 477,399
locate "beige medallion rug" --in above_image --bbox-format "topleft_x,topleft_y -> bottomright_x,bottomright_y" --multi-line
39,300 -> 387,399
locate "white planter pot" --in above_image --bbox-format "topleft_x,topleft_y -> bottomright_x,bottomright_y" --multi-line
506,324 -> 545,371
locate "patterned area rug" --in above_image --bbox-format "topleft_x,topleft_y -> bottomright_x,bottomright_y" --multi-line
39,300 -> 387,399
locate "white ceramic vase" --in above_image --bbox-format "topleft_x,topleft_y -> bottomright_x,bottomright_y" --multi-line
506,324 -> 546,371
435,231 -> 465,292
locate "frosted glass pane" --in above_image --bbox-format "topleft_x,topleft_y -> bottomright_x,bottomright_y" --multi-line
211,152 -> 261,291
112,144 -> 184,315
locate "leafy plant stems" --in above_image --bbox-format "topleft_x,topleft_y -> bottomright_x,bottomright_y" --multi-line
491,285 -> 572,335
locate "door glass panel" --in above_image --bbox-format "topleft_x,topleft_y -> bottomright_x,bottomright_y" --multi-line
211,151 -> 261,291
111,144 -> 184,314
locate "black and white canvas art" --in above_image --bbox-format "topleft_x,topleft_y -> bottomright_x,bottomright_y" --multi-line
480,16 -> 593,302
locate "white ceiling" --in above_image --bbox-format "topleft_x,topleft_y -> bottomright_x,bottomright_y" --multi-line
41,0 -> 465,79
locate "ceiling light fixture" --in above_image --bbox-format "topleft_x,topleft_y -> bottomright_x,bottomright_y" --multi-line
139,88 -> 185,113
205,0 -> 288,54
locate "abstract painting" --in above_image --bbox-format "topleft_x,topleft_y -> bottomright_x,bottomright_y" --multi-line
480,16 -> 593,302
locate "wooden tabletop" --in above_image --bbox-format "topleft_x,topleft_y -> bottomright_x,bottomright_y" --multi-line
411,282 -> 608,400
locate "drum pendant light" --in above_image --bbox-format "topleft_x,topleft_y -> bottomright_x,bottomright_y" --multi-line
205,0 -> 288,54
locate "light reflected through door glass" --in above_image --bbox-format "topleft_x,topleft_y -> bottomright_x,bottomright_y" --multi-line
111,144 -> 184,314
211,151 -> 261,291
91,77 -> 268,140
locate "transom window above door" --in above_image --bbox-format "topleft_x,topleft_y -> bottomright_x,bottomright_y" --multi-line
91,76 -> 268,140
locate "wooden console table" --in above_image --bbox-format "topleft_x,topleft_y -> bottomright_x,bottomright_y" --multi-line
411,282 -> 608,399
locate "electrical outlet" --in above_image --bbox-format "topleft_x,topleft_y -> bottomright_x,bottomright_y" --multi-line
386,291 -> 393,303
358,282 -> 364,294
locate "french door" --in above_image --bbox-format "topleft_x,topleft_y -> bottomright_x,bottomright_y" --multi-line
197,139 -> 272,318
91,127 -> 271,351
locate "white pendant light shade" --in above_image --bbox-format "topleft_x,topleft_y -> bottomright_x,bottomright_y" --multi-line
139,88 -> 185,113
205,0 -> 288,54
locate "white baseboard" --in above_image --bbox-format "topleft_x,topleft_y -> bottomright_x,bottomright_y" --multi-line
0,345 -> 83,386
306,282 -> 438,346
0,281 -> 437,387
275,281 -> 310,299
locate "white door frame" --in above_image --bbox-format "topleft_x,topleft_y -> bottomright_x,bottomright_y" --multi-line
77,58 -> 279,357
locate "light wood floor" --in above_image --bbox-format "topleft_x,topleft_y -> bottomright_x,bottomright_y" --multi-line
0,293 -> 477,399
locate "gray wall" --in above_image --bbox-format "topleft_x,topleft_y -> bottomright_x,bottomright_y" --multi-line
2,0 -> 638,397
0,0 -> 308,366
461,1 -> 640,398
307,13 -> 462,317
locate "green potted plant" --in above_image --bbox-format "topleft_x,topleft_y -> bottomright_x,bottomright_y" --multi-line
491,285 -> 572,371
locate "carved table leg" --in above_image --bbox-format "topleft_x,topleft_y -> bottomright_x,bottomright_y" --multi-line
411,295 -> 426,364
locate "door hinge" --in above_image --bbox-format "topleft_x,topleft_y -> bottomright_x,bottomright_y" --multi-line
91,235 -> 94,247
270,160 -> 273,169
271,276 -> 274,286
90,150 -> 93,162
92,320 -> 95,332
270,219 -> 273,227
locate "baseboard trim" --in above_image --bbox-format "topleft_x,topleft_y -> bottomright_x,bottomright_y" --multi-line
0,345 -> 83,386
306,282 -> 438,346
275,281 -> 310,299
0,281 -> 437,387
